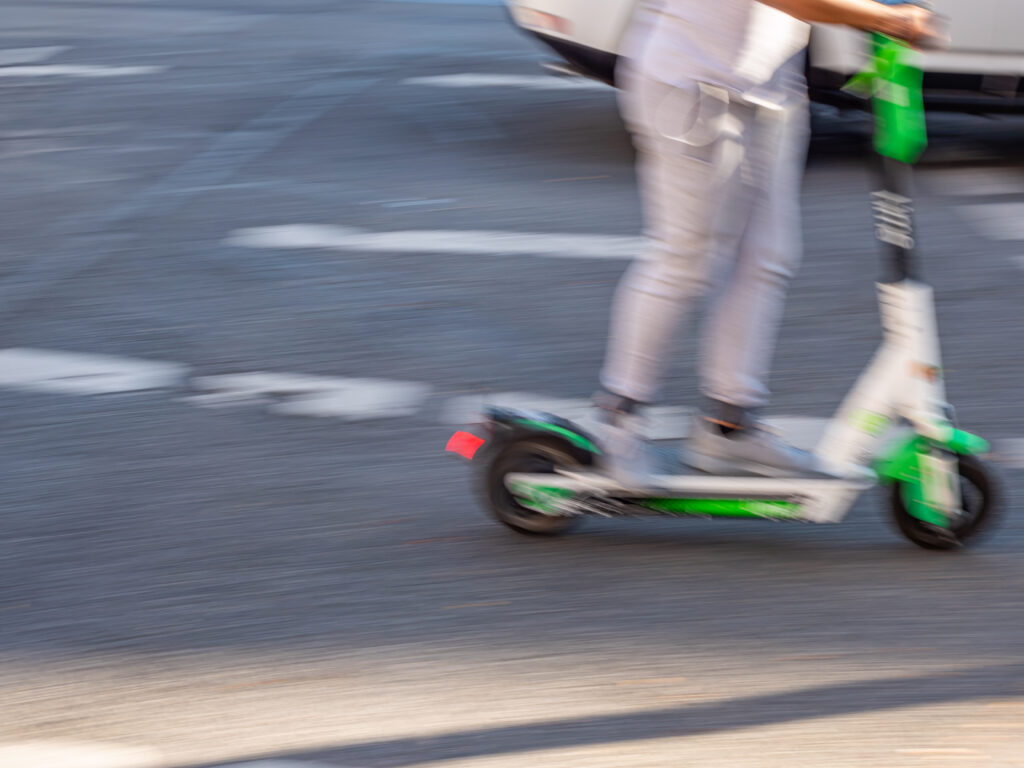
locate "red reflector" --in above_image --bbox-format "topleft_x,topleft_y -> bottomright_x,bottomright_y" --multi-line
446,431 -> 485,460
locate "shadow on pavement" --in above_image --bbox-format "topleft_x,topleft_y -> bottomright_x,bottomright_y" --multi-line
181,662 -> 1024,768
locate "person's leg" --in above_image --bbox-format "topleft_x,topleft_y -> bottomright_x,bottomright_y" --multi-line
596,75 -> 750,485
601,79 -> 748,405
687,98 -> 835,477
699,99 -> 809,410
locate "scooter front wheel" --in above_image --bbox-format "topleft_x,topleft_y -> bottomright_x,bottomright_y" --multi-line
889,453 -> 1001,550
482,437 -> 584,536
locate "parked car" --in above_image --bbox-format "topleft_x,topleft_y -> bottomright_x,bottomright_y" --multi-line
506,0 -> 1024,112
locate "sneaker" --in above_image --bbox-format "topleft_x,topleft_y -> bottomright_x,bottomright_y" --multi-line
590,408 -> 663,490
687,415 -> 838,478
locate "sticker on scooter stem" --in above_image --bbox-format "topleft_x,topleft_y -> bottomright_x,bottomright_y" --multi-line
851,409 -> 890,436
909,362 -> 942,382
872,190 -> 915,249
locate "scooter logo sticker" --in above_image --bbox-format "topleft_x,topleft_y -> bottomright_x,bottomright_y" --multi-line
871,190 -> 914,250
909,362 -> 942,382
852,409 -> 889,436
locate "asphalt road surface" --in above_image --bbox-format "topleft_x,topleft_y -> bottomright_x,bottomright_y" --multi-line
2,2 -> 1024,767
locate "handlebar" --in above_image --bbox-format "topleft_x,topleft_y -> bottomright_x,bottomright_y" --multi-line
844,33 -> 927,165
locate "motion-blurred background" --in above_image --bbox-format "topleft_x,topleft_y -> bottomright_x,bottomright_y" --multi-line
2,1 -> 1023,767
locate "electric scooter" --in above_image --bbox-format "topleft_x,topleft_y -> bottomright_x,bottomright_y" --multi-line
447,32 -> 1002,550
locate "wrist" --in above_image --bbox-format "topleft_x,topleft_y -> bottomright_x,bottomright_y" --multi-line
873,7 -> 913,41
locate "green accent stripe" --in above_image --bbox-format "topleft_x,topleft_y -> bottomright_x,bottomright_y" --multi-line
512,419 -> 600,454
639,498 -> 802,519
509,481 -> 803,520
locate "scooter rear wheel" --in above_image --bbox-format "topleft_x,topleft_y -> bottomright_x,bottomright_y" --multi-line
890,453 -> 1001,550
482,437 -> 583,535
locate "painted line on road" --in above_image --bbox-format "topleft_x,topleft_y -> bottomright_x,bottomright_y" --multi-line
441,392 -> 692,441
0,65 -> 167,78
923,167 -> 1024,197
441,393 -> 828,447
957,203 -> 1024,241
0,741 -> 160,768
188,372 -> 431,420
0,348 -> 187,395
441,394 -> 1024,463
3,348 -> 1024,461
0,46 -> 69,65
227,225 -> 642,260
403,73 -> 607,91
367,198 -> 458,208
377,0 -> 502,4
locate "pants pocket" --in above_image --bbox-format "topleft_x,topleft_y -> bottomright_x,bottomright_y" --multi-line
644,80 -> 728,166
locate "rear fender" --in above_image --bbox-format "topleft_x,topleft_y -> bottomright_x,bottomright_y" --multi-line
483,405 -> 600,464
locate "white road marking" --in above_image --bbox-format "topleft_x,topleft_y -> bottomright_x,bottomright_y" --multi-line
443,393 -> 691,441
378,0 -> 502,4
442,393 -> 592,426
189,373 -> 431,420
0,46 -> 68,65
442,394 -> 833,445
0,139 -> 88,160
924,167 -> 1024,197
404,73 -> 607,91
0,348 -> 187,395
0,741 -> 160,768
377,198 -> 458,208
227,225 -> 642,260
957,203 -> 1024,241
2,348 -> 1022,460
0,65 -> 167,78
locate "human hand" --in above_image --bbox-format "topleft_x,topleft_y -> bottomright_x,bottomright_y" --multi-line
885,4 -> 950,50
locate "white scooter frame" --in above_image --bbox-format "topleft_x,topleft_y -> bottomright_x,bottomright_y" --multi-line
460,34 -> 998,549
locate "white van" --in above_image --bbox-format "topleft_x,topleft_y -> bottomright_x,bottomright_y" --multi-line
506,0 -> 1024,112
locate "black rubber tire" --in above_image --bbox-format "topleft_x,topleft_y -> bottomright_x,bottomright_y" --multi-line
481,438 -> 583,536
890,453 -> 1001,550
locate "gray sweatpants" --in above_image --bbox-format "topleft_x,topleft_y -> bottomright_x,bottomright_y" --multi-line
600,67 -> 810,409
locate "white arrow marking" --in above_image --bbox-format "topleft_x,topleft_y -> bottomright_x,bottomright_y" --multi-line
958,203 -> 1024,241
0,65 -> 166,78
189,372 -> 431,420
441,393 -> 696,441
0,46 -> 69,65
0,348 -> 187,395
404,74 -> 606,90
443,398 -> 844,449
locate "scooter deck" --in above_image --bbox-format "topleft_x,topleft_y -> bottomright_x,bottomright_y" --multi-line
507,470 -> 869,496
504,466 -> 874,523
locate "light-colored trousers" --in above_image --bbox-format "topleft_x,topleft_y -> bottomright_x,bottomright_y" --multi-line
600,66 -> 810,409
